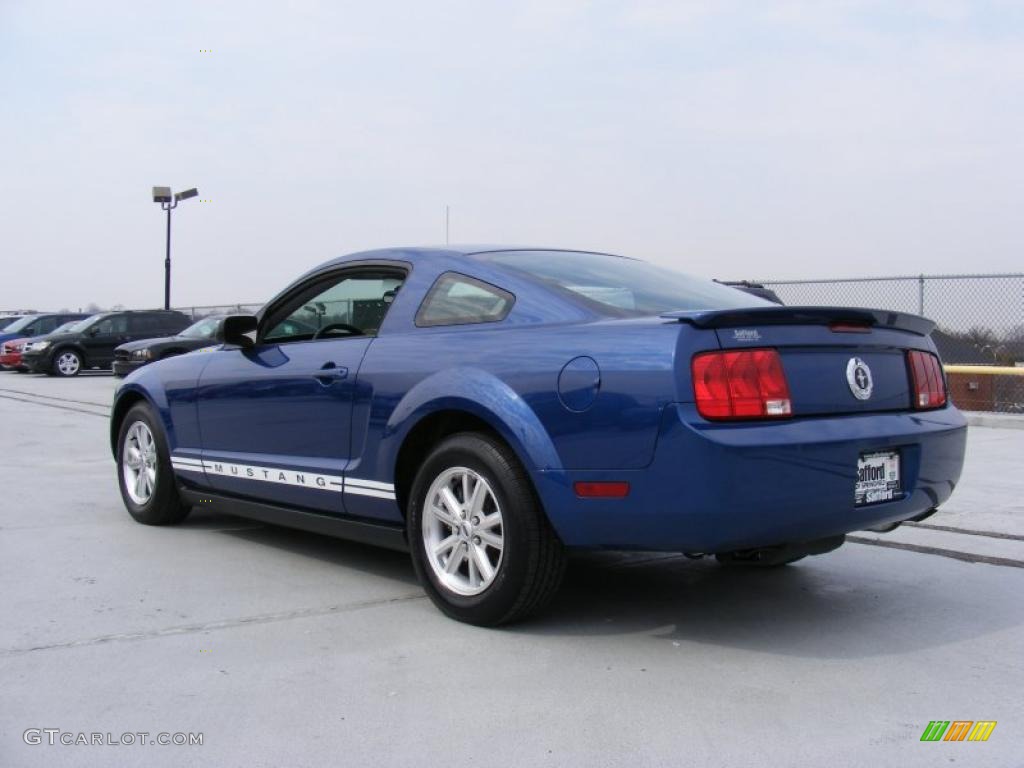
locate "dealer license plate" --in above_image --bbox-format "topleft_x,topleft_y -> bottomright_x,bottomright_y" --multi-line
855,451 -> 901,506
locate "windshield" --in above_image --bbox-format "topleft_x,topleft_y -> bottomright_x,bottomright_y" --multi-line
179,317 -> 220,339
483,251 -> 771,317
3,315 -> 39,333
52,320 -> 88,335
0,316 -> 25,330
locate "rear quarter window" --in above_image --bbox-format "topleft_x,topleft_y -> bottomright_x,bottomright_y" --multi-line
416,273 -> 515,327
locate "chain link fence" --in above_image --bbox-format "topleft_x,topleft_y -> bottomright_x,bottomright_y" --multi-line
5,273 -> 1022,412
760,273 -> 1024,413
0,304 -> 265,321
171,303 -> 263,321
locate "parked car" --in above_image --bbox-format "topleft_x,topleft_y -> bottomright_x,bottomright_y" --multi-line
0,319 -> 90,371
112,315 -> 316,377
113,315 -> 226,377
110,246 -> 966,625
0,315 -> 31,331
0,339 -> 24,370
0,312 -> 89,350
23,310 -> 191,377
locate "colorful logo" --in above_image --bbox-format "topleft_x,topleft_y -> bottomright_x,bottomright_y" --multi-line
920,721 -> 996,742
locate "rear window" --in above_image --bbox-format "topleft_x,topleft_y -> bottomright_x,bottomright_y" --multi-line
482,250 -> 770,317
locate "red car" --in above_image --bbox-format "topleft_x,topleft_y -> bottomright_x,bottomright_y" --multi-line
0,320 -> 88,372
0,337 -> 29,370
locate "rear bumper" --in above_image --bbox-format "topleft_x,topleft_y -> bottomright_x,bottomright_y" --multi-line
535,403 -> 967,552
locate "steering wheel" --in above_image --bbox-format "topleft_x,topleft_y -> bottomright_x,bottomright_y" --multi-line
312,323 -> 363,340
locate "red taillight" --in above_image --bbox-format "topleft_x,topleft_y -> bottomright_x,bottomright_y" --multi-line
574,481 -> 630,499
907,350 -> 947,409
691,348 -> 792,420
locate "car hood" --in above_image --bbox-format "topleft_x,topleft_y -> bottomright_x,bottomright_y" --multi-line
115,335 -> 178,353
32,331 -> 79,345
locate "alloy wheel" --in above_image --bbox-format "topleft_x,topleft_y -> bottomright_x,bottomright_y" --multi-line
122,421 -> 158,505
422,466 -> 504,596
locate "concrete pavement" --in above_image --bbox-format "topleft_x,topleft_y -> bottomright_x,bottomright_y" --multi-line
1,373 -> 1021,767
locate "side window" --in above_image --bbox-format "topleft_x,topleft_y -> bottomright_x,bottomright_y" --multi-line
128,315 -> 157,334
166,315 -> 191,333
263,270 -> 405,344
156,316 -> 182,333
95,316 -> 128,335
34,317 -> 59,334
416,273 -> 515,327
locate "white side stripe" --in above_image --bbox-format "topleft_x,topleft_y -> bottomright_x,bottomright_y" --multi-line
170,455 -> 396,500
345,478 -> 395,492
344,485 -> 397,500
171,455 -> 343,493
171,461 -> 205,474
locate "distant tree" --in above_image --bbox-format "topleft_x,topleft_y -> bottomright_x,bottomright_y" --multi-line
85,302 -> 103,313
1001,324 -> 1024,364
965,326 -> 998,348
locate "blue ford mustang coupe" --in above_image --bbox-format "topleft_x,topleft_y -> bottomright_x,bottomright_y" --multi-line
111,247 -> 967,625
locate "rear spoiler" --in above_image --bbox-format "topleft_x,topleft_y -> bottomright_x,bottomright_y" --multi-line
661,305 -> 935,336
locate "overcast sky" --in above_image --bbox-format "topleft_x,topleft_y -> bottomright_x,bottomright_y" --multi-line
1,0 -> 1022,311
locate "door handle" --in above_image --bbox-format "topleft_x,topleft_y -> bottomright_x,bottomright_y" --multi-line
313,362 -> 348,386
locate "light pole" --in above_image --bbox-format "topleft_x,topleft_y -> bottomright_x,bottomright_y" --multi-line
152,186 -> 198,310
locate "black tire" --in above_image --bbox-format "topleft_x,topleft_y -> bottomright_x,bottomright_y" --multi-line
116,402 -> 191,525
407,432 -> 565,626
51,348 -> 83,377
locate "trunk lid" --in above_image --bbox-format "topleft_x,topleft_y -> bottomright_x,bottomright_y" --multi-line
666,306 -> 935,417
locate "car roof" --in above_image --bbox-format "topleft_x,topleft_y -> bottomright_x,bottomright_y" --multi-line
94,309 -> 189,317
319,245 -> 627,269
265,246 -> 643,326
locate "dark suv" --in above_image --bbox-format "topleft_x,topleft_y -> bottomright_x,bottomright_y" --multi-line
0,313 -> 91,348
22,310 -> 191,377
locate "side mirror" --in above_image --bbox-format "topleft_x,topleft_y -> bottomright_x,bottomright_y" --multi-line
218,315 -> 257,349
87,327 -> 100,337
